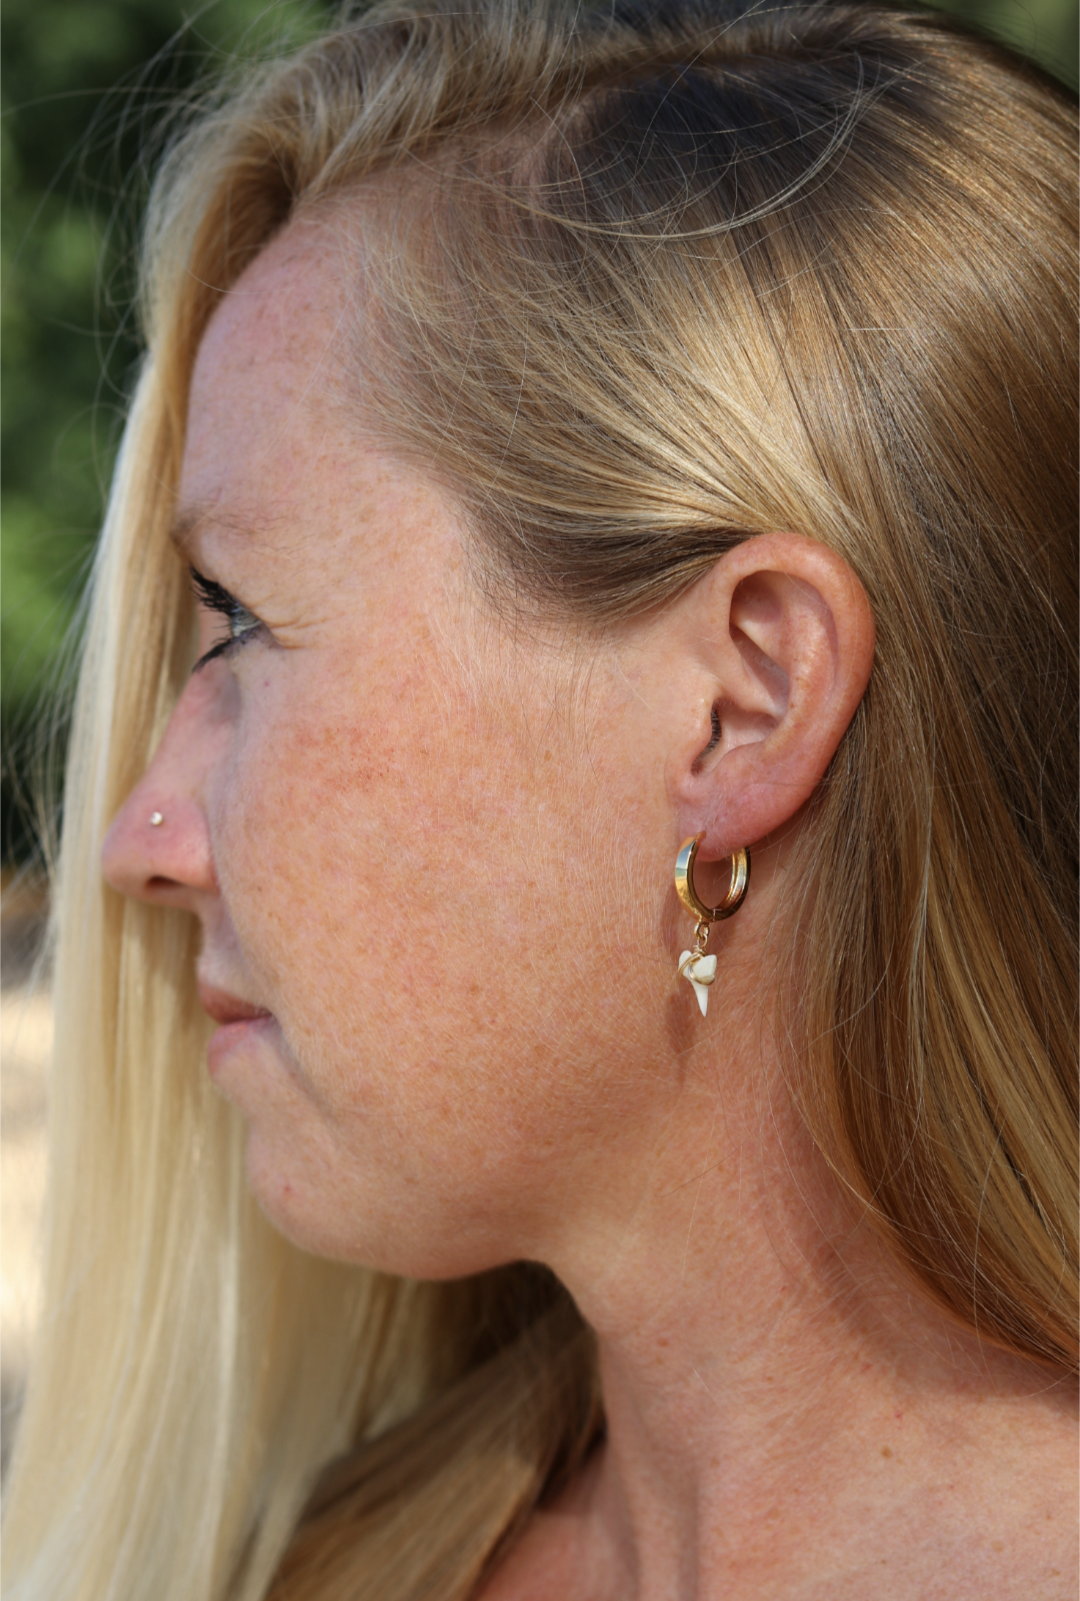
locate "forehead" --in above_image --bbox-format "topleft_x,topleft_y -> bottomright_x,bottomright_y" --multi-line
183,218 -> 355,494
175,208 -> 472,599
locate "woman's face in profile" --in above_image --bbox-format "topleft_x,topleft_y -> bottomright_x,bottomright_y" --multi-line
103,216 -> 693,1279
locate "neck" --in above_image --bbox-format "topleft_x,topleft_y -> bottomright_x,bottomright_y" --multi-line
538,1021 -> 1076,1600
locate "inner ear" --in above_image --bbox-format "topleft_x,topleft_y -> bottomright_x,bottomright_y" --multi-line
730,572 -> 792,704
693,704 -> 722,771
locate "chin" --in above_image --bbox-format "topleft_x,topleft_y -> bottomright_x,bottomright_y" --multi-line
241,1128 -> 515,1281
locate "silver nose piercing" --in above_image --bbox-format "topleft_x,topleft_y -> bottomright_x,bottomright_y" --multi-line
149,811 -> 164,827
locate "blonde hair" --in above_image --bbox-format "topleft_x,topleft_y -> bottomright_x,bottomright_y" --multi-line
5,4 -> 1077,1598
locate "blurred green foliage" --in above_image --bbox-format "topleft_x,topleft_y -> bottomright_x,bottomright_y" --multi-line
1,0 -> 1077,861
942,0 -> 1077,74
1,0 -> 337,859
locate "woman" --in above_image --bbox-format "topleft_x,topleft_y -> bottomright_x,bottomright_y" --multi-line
4,1 -> 1076,1596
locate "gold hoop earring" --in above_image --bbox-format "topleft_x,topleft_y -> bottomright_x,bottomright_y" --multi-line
674,832 -> 750,1016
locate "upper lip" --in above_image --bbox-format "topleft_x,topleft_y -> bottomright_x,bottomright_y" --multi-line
198,983 -> 272,1026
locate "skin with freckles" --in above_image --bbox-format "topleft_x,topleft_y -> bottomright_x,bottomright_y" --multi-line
101,216 -> 1077,1600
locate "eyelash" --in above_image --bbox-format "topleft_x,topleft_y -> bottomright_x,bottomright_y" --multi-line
190,567 -> 263,671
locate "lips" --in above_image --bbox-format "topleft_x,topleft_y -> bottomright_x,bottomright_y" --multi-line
198,982 -> 273,1026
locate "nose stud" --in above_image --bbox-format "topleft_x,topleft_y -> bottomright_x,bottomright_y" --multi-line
149,811 -> 164,827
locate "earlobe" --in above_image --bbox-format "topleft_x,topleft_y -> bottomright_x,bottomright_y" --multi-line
670,533 -> 874,858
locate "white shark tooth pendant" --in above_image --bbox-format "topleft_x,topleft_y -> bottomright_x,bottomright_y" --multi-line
678,951 -> 718,1016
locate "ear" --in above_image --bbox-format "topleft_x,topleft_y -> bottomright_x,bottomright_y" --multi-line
664,532 -> 874,859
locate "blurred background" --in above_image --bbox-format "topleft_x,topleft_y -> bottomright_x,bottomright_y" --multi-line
3,0 -> 334,868
0,0 -> 1077,1454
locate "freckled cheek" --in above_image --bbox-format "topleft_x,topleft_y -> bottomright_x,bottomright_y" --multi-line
208,648 -> 620,1130
210,659 -> 515,1035
203,655 -> 647,1196
213,677 -> 412,988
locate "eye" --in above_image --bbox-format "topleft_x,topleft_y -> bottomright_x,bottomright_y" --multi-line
190,567 -> 265,671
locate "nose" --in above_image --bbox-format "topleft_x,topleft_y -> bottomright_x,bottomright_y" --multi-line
101,671 -> 222,910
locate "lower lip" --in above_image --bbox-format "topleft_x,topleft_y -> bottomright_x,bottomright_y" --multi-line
207,1014 -> 277,1078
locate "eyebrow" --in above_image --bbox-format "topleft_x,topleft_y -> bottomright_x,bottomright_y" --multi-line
169,506 -> 208,556
169,505 -> 267,554
168,503 -> 298,559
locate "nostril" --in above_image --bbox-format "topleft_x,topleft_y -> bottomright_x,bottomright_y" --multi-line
101,796 -> 215,903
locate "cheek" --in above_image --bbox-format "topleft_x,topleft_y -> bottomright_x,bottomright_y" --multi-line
211,647 -> 616,1144
218,650 -> 448,1013
201,637 -> 678,1271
